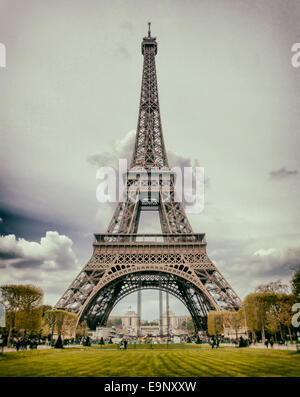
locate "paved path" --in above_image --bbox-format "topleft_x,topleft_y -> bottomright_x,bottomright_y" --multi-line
249,343 -> 298,351
1,343 -> 299,353
1,345 -> 52,353
220,343 -> 298,351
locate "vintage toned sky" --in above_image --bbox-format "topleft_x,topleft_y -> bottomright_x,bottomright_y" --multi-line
0,0 -> 300,320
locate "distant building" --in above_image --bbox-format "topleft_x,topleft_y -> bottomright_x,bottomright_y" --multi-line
108,316 -> 122,325
121,310 -> 140,335
164,311 -> 189,327
89,326 -> 117,340
157,311 -> 190,335
111,310 -> 191,336
140,325 -> 159,336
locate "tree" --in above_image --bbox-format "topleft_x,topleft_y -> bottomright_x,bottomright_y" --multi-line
255,281 -> 289,294
229,310 -> 244,339
106,317 -> 122,327
44,310 -> 77,341
55,334 -> 63,349
1,285 -> 24,345
60,311 -> 77,338
276,294 -> 296,341
185,317 -> 195,334
76,321 -> 89,339
263,293 -> 296,342
114,317 -> 122,326
41,305 -> 53,317
265,304 -> 281,339
0,285 -> 43,345
245,288 -> 297,343
291,270 -> 300,298
44,310 -> 57,341
207,311 -> 224,336
245,292 -> 279,343
207,310 -> 243,338
15,307 -> 42,336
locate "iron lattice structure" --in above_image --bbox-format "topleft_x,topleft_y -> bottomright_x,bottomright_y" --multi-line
56,25 -> 241,331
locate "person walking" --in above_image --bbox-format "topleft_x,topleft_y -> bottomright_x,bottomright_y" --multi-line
211,337 -> 215,349
270,338 -> 274,348
265,339 -> 269,348
15,338 -> 21,351
124,339 -> 128,350
0,334 -> 4,354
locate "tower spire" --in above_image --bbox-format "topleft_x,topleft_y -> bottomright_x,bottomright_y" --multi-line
132,26 -> 168,168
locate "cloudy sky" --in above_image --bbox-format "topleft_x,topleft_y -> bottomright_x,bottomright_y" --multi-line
0,0 -> 299,320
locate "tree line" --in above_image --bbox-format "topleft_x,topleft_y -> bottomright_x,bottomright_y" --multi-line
207,271 -> 300,343
0,284 -> 86,347
0,270 -> 299,346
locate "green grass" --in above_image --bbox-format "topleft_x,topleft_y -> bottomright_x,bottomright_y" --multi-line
90,343 -> 205,349
0,345 -> 299,377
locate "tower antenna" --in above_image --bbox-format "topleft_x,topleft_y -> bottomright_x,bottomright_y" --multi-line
148,22 -> 151,38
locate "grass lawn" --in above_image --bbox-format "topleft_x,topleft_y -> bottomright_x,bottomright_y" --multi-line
0,345 -> 299,377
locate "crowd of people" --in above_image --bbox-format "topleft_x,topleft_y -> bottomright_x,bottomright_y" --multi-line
209,335 -> 250,348
264,338 -> 275,348
1,335 -> 93,351
16,338 -> 40,351
119,339 -> 128,350
1,333 -> 297,352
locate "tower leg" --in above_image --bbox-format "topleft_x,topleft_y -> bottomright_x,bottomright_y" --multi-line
137,289 -> 141,337
166,292 -> 170,338
159,289 -> 163,337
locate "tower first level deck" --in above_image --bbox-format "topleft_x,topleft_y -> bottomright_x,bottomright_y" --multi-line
56,233 -> 240,331
87,233 -> 213,273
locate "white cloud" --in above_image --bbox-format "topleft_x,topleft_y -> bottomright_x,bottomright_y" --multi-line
87,130 -> 136,169
254,248 -> 276,257
0,232 -> 80,305
214,244 -> 300,300
250,246 -> 300,276
87,129 -> 202,172
0,231 -> 78,270
90,130 -> 208,224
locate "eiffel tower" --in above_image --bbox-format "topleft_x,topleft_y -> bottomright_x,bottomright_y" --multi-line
56,24 -> 241,331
